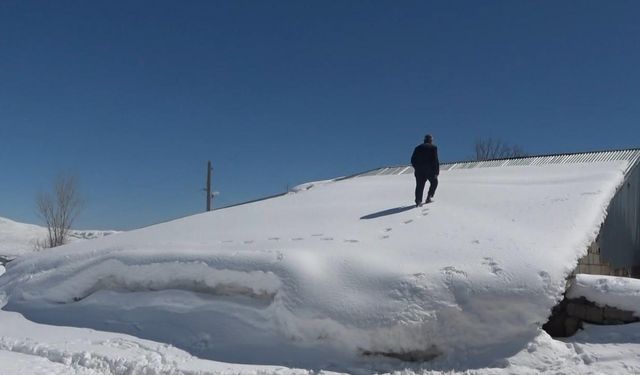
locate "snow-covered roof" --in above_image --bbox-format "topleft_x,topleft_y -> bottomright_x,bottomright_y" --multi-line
0,158 -> 631,370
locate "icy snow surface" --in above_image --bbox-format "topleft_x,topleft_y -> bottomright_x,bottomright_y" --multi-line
568,274 -> 640,316
0,161 -> 629,372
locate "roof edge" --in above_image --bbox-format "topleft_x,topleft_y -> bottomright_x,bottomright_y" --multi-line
444,146 -> 640,165
354,147 -> 640,178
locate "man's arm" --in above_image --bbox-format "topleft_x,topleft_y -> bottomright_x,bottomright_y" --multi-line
410,147 -> 418,168
434,146 -> 440,175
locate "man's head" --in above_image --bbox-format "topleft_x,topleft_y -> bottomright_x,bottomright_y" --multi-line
424,134 -> 433,144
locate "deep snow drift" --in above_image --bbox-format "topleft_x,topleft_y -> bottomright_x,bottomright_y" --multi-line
0,216 -> 117,258
0,161 -> 629,372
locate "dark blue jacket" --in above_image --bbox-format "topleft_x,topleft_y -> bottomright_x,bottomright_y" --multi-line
411,143 -> 440,176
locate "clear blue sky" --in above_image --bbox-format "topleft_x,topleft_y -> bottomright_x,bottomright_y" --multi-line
1,1 -> 639,230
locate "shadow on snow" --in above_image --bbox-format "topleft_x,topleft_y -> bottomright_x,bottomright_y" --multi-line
360,206 -> 415,220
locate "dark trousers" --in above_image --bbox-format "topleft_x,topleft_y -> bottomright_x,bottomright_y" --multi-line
414,171 -> 438,203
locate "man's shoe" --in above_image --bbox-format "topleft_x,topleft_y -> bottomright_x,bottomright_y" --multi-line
425,197 -> 433,203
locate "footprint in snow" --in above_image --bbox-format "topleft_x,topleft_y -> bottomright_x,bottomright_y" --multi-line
221,240 -> 234,244
441,266 -> 471,305
321,237 -> 334,241
292,237 -> 304,241
243,240 -> 254,244
537,271 -> 555,294
379,228 -> 393,239
106,338 -> 142,350
471,239 -> 480,244
311,233 -> 324,237
550,197 -> 568,203
482,257 -> 503,275
268,237 -> 280,241
581,190 -> 601,196
344,239 -> 359,243
403,219 -> 414,224
441,265 -> 467,277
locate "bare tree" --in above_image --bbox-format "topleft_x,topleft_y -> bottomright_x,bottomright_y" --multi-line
36,174 -> 84,248
474,138 -> 527,161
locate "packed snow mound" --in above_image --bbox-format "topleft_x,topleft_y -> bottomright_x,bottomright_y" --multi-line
0,216 -> 117,258
0,161 -> 628,370
568,274 -> 640,316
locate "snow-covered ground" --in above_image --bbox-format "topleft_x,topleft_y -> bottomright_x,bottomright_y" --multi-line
2,299 -> 640,375
0,216 -> 117,258
1,160 -> 640,374
0,306 -> 311,375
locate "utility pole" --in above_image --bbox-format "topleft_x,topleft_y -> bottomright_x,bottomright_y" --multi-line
206,161 -> 212,212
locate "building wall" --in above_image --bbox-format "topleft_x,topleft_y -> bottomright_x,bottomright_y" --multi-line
575,239 -> 630,277
576,161 -> 640,277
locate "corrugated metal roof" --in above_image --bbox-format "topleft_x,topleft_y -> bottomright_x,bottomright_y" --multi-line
354,148 -> 640,178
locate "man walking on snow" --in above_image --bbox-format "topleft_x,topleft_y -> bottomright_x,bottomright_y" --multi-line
411,134 -> 440,207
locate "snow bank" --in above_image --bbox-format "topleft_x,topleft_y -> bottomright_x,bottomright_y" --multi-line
0,216 -> 117,258
0,161 -> 628,371
5,302 -> 640,375
567,274 -> 640,316
0,309 -> 311,375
